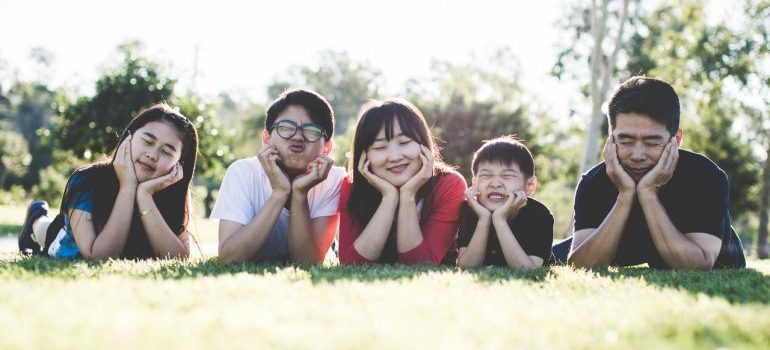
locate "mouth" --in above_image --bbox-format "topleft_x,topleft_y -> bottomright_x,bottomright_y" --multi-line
487,192 -> 507,202
288,144 -> 305,153
136,160 -> 155,172
387,163 -> 409,174
627,166 -> 651,177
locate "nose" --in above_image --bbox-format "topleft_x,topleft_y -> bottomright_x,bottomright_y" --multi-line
385,143 -> 404,162
146,148 -> 158,162
489,177 -> 503,187
290,129 -> 305,142
629,143 -> 646,162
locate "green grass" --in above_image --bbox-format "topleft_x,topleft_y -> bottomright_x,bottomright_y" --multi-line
1,205 -> 769,349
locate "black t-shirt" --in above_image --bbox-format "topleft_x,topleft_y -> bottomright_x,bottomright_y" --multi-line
457,197 -> 554,266
574,149 -> 745,268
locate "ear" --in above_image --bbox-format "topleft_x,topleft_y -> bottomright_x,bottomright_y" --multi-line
526,175 -> 538,196
674,128 -> 683,146
322,138 -> 333,156
262,129 -> 271,147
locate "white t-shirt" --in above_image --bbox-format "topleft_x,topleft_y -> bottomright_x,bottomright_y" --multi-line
211,157 -> 345,262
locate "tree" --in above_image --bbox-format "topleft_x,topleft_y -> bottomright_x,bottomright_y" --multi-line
744,0 -> 770,258
57,41 -> 175,158
404,49 -> 536,182
623,1 -> 760,222
267,51 -> 383,135
554,0 -> 634,173
173,95 -> 236,216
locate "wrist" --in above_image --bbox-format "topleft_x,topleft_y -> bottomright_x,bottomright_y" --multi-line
636,188 -> 659,203
271,189 -> 290,201
399,192 -> 417,204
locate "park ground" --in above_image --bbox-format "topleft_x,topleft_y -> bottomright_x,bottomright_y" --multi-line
0,204 -> 769,350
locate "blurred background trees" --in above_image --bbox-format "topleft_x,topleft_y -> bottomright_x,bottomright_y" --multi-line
0,0 -> 768,257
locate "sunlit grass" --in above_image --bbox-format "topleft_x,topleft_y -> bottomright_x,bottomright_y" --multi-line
1,205 -> 769,349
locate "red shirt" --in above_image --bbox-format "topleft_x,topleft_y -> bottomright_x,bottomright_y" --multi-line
338,171 -> 467,265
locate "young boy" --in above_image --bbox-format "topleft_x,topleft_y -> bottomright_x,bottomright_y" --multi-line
456,136 -> 554,268
213,88 -> 345,264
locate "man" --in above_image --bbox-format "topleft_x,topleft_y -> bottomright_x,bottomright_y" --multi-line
213,88 -> 344,263
552,76 -> 745,269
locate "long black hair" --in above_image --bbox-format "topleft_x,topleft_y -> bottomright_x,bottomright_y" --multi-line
54,103 -> 198,259
347,99 -> 453,262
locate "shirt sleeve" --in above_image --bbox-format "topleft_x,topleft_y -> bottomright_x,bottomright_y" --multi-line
399,172 -> 467,264
309,167 -> 345,219
456,203 -> 474,248
515,200 -> 554,260
573,170 -> 605,231
337,178 -> 377,265
63,171 -> 94,213
210,160 -> 254,226
677,168 -> 729,238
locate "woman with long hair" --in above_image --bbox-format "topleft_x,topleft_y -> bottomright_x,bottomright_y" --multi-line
18,103 -> 198,259
339,99 -> 466,264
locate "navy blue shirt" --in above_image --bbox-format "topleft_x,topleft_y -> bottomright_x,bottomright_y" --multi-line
458,197 -> 554,266
574,149 -> 745,268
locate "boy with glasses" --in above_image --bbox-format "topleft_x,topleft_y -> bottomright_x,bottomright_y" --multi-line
213,88 -> 344,263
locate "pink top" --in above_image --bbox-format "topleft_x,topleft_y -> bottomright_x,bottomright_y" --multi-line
338,171 -> 467,265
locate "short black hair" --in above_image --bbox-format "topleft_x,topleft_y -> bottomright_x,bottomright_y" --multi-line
471,135 -> 534,178
608,76 -> 680,135
265,88 -> 334,140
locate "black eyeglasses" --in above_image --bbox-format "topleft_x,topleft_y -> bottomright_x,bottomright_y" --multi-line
270,120 -> 327,142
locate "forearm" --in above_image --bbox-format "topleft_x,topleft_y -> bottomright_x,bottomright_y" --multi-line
137,191 -> 189,259
219,193 -> 287,263
396,194 -> 424,252
638,191 -> 713,270
288,192 -> 323,263
87,187 -> 136,259
457,218 -> 491,268
353,194 -> 398,261
568,192 -> 634,267
493,217 -> 540,268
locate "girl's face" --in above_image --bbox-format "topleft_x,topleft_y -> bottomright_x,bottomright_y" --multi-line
366,120 -> 423,187
130,120 -> 185,182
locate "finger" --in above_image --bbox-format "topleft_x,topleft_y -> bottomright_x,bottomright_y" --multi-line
358,152 -> 367,173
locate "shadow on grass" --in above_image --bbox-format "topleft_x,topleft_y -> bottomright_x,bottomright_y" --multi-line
0,223 -> 21,236
593,266 -> 770,305
1,255 -> 550,283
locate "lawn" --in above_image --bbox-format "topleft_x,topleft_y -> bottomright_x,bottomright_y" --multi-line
1,205 -> 769,349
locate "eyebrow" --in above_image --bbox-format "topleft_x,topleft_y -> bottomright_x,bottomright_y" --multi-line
616,133 -> 665,140
374,132 -> 407,142
141,131 -> 178,152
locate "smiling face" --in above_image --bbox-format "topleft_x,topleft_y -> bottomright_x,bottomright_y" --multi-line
474,161 -> 531,211
130,120 -> 185,183
612,112 -> 680,181
263,104 -> 331,176
366,120 -> 423,187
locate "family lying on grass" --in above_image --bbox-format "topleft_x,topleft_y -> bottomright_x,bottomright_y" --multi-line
18,76 -> 746,270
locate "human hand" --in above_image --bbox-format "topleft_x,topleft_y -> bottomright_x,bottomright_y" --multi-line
465,187 -> 491,220
138,163 -> 183,195
637,137 -> 678,195
492,191 -> 527,222
604,136 -> 636,195
399,145 -> 434,198
358,152 -> 398,197
114,135 -> 138,189
258,145 -> 291,196
292,155 -> 334,194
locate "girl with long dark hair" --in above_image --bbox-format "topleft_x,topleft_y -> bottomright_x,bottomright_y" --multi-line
18,103 -> 198,259
339,99 -> 466,264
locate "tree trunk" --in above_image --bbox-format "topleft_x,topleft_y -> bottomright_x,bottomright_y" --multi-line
580,0 -> 630,173
756,136 -> 770,259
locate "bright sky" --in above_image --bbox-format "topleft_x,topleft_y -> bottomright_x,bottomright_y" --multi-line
1,0 -> 581,112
